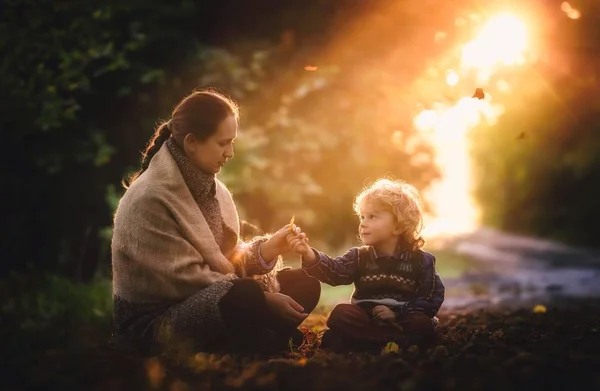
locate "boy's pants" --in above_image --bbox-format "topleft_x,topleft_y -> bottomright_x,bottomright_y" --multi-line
326,303 -> 436,343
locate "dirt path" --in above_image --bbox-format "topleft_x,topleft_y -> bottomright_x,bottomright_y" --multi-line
432,228 -> 600,311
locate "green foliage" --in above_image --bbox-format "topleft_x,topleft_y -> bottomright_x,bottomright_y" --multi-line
212,46 -> 441,247
0,273 -> 112,330
1,0 -> 443,279
5,0 -> 600,286
470,2 -> 600,247
0,0 -> 223,278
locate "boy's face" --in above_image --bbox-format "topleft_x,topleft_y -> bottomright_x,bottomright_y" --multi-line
358,201 -> 401,247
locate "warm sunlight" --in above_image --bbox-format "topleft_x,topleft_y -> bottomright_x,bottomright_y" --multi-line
461,14 -> 528,70
420,13 -> 529,239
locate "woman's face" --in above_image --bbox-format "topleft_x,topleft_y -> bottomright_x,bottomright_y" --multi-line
184,115 -> 237,174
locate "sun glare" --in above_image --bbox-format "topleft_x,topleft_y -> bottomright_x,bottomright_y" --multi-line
461,14 -> 528,69
417,13 -> 528,239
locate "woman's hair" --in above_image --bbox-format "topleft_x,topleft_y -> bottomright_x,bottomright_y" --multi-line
123,89 -> 239,187
353,178 -> 425,250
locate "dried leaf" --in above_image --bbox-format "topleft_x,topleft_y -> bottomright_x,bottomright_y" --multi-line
533,304 -> 547,314
144,357 -> 165,389
383,342 -> 400,354
289,215 -> 295,233
472,87 -> 485,99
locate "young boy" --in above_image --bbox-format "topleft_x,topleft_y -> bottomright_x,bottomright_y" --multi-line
287,179 -> 445,351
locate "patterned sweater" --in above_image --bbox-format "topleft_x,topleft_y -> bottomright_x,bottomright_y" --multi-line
303,246 -> 445,318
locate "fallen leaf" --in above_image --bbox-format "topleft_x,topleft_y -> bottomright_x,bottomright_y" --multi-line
383,342 -> 400,354
533,304 -> 547,314
144,357 -> 165,389
472,87 -> 485,99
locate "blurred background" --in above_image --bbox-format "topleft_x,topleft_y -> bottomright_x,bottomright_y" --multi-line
2,0 -> 600,352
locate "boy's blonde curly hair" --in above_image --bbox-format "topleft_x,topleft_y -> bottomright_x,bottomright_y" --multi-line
353,178 -> 425,251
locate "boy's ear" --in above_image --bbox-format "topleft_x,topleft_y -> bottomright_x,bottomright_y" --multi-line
392,224 -> 404,236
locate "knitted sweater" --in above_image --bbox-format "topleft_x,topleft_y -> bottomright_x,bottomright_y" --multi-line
303,246 -> 445,318
111,142 -> 279,303
165,138 -> 278,278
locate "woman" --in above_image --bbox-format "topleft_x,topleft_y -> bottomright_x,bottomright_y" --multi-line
111,89 -> 321,354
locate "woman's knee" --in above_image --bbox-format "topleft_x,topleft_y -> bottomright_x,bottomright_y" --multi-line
279,268 -> 317,288
225,278 -> 265,301
278,268 -> 321,312
300,272 -> 321,303
219,279 -> 268,325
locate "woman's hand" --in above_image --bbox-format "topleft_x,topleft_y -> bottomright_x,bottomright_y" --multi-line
259,224 -> 294,262
264,292 -> 308,324
372,305 -> 396,321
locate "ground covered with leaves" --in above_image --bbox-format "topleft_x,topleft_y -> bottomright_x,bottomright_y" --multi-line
8,298 -> 600,391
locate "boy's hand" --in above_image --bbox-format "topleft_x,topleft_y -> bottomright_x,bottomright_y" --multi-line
286,226 -> 316,263
372,305 -> 396,321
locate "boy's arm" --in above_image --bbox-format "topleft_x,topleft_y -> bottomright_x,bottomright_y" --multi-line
302,247 -> 359,286
405,252 -> 445,317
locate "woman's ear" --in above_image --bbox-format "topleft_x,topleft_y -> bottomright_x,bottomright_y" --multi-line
183,133 -> 197,155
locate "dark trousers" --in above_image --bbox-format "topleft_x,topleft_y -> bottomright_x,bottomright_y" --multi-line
116,268 -> 320,355
213,268 -> 321,351
326,303 -> 435,344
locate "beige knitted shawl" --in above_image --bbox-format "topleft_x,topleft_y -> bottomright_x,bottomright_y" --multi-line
112,143 -> 244,302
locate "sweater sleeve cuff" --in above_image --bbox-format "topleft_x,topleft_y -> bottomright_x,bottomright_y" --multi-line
302,248 -> 322,270
257,242 -> 278,271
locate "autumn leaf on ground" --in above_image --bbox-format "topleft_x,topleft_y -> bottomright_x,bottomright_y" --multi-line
383,342 -> 400,354
533,304 -> 547,314
144,357 -> 165,389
